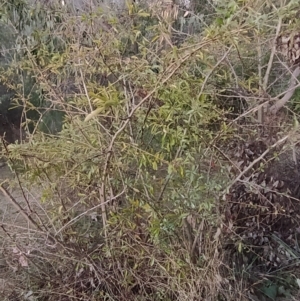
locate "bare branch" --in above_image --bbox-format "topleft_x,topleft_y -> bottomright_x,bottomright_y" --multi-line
229,134 -> 289,187
270,66 -> 300,114
55,188 -> 125,236
263,16 -> 282,90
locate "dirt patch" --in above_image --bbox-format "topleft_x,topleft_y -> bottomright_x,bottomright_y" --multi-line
0,166 -> 42,228
0,165 -> 45,299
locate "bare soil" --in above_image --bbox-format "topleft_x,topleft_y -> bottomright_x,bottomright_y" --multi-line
0,165 -> 44,298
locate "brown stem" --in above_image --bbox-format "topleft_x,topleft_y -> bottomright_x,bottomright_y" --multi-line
270,66 -> 300,114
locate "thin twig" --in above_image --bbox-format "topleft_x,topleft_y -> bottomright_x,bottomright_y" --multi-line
191,219 -> 204,259
80,67 -> 93,112
229,134 -> 289,187
55,188 -> 125,236
263,17 -> 282,90
0,185 -> 47,236
197,45 -> 233,99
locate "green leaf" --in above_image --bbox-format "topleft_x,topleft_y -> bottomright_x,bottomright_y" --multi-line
215,17 -> 224,26
261,283 -> 278,300
137,11 -> 150,18
84,107 -> 103,122
238,242 -> 242,253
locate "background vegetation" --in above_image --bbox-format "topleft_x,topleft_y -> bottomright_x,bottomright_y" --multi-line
1,0 -> 300,300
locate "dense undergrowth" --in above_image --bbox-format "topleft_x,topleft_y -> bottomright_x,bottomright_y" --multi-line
1,0 -> 300,300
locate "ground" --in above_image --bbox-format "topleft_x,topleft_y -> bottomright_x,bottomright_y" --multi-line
0,165 -> 43,299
